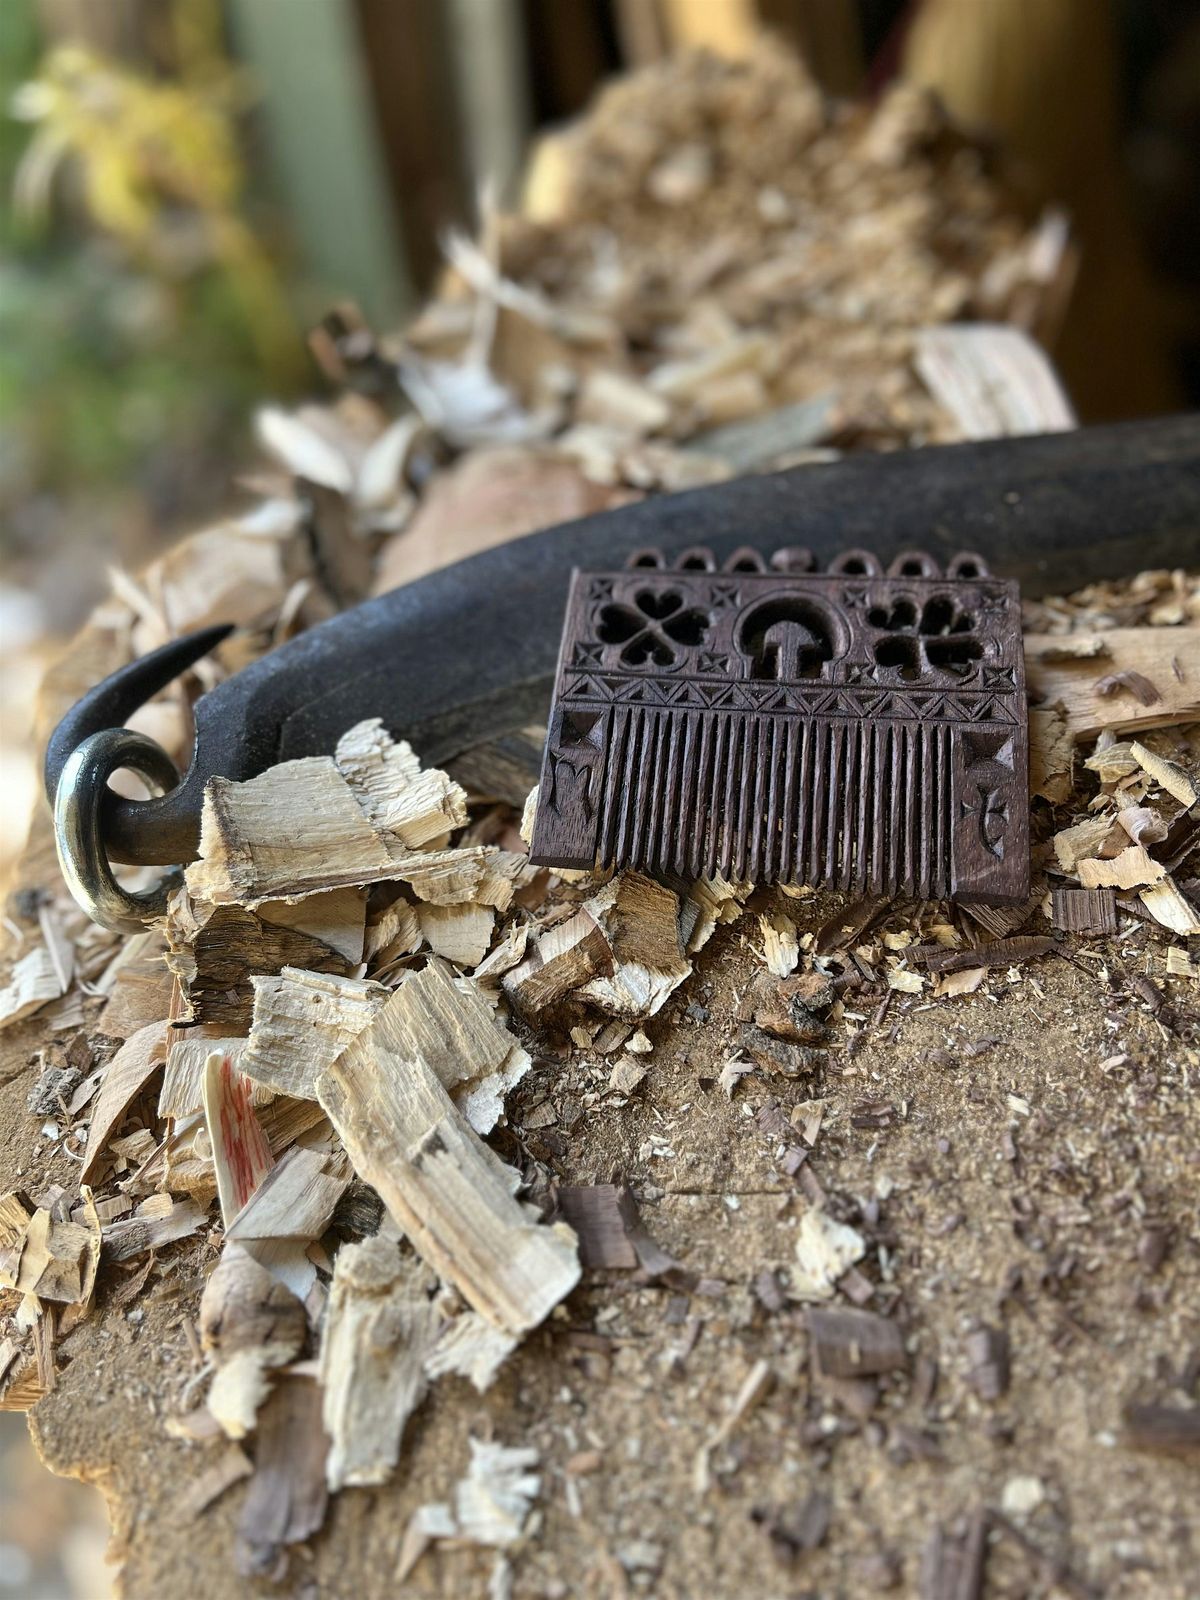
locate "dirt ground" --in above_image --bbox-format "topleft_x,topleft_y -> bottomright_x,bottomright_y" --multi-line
3,798 -> 1197,1598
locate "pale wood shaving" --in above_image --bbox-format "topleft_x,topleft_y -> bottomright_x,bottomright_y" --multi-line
417,901 -> 495,968
1077,846 -> 1166,891
335,718 -> 468,850
319,1236 -> 438,1491
0,947 -> 64,1033
81,1021 -> 169,1181
759,912 -> 799,978
316,999 -> 579,1336
1129,741 -> 1198,807
241,969 -> 388,1101
1139,880 -> 1200,936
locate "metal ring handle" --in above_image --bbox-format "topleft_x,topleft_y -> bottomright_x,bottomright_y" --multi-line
53,729 -> 182,933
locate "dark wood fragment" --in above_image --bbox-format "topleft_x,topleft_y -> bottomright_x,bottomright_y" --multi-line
918,935 -> 1059,974
1051,887 -> 1118,936
850,1098 -> 896,1129
744,970 -> 834,1044
1153,803 -> 1200,873
751,1492 -> 831,1565
556,1184 -> 640,1269
740,1025 -> 822,1077
235,1374 -> 329,1581
1122,1401 -> 1200,1454
1095,669 -> 1160,705
965,1324 -> 1011,1400
529,552 -> 1029,903
807,1306 -> 906,1378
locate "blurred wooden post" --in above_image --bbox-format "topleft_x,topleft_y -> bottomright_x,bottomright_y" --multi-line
227,0 -> 413,325
446,0 -> 531,203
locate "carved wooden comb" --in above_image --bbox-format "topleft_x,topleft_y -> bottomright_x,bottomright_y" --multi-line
528,545 -> 1029,904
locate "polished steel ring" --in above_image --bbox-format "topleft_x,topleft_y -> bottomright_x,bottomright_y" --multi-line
53,728 -> 181,933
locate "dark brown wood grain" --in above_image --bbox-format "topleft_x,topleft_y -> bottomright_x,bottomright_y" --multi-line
529,547 -> 1030,903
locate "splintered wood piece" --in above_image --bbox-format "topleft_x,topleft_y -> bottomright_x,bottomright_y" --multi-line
187,758 -> 396,905
316,997 -> 580,1336
203,1052 -> 274,1228
423,1313 -> 517,1391
241,968 -> 389,1101
226,1146 -> 348,1242
160,1033 -> 247,1121
1051,887 -> 1118,936
100,1196 -> 206,1262
166,901 -> 352,1031
81,1021 -> 169,1181
1139,879 -> 1200,936
335,718 -> 468,849
530,551 -> 1029,902
319,1236 -> 439,1491
0,947 -> 64,1033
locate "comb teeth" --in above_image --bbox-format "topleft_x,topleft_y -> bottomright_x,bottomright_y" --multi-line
592,708 -> 954,896
529,552 -> 1030,904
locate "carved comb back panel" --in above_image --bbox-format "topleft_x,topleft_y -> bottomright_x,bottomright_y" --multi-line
528,547 -> 1029,904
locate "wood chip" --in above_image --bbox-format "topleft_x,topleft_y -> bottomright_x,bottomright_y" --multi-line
1116,805 -> 1168,846
806,1307 -> 906,1377
1028,705 -> 1074,803
1139,879 -> 1200,936
1052,815 -> 1115,872
919,937 -> 1057,973
792,1209 -> 865,1301
101,1196 -> 206,1262
503,907 -> 614,1015
556,1184 -> 640,1269
1122,1401 -> 1200,1456
226,1146 -> 348,1243
1095,669 -> 1160,706
320,1236 -> 438,1491
160,1035 -> 247,1119
361,958 -> 530,1135
316,998 -> 579,1336
81,1021 -> 169,1181
258,886 -> 368,965
186,757 -> 396,906
759,912 -> 799,977
1129,740 -> 1198,806
575,872 -> 691,1018
177,1443 -> 253,1521
966,1324 -> 1011,1400
0,947 -> 64,1032
334,718 -> 468,849
416,901 -> 495,967
1051,887 -> 1118,936
241,968 -> 388,1100
1078,845 -> 1166,891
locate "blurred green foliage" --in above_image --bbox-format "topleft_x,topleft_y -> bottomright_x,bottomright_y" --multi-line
0,0 -> 304,544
